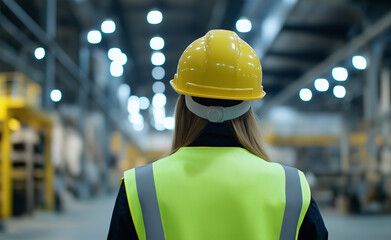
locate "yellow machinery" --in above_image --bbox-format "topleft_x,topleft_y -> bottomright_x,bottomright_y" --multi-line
0,72 -> 53,218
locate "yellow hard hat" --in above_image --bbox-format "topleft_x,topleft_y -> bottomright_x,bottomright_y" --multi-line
170,29 -> 265,100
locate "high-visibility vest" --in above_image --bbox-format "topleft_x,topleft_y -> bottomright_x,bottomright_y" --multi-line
124,147 -> 311,240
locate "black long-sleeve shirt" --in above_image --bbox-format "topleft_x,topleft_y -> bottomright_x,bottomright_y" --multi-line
108,123 -> 328,239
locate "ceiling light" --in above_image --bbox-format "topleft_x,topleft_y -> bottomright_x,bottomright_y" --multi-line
147,10 -> 163,24
153,107 -> 166,120
133,122 -> 144,132
299,88 -> 312,102
101,19 -> 116,34
152,81 -> 165,93
108,48 -> 122,61
129,114 -> 145,132
116,53 -> 128,65
163,117 -> 175,130
352,55 -> 367,70
127,96 -> 140,114
118,84 -> 130,100
50,89 -> 62,102
154,123 -> 165,131
129,113 -> 143,125
151,52 -> 165,66
150,36 -> 165,50
236,17 -> 252,33
314,78 -> 329,92
34,47 -> 45,60
87,30 -> 102,44
332,67 -> 348,81
152,67 -> 165,80
333,85 -> 346,98
139,97 -> 150,110
152,93 -> 166,108
110,61 -> 123,77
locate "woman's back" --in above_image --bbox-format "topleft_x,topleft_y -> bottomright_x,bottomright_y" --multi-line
124,147 -> 310,240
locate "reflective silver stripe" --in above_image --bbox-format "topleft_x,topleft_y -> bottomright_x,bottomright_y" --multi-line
279,166 -> 303,240
135,164 -> 165,240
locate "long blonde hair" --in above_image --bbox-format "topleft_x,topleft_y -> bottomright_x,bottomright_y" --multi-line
171,95 -> 270,161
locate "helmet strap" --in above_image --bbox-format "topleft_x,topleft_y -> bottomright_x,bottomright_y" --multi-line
185,95 -> 251,123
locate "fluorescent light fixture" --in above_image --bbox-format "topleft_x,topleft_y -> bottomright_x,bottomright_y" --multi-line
87,30 -> 102,44
147,10 -> 163,24
152,81 -> 165,93
236,17 -> 252,33
152,67 -> 165,80
352,55 -> 367,70
150,37 -> 165,50
333,85 -> 346,98
314,78 -> 329,92
299,88 -> 312,102
151,52 -> 165,66
110,61 -> 124,77
332,67 -> 348,81
101,19 -> 116,34
34,47 -> 45,60
50,89 -> 62,102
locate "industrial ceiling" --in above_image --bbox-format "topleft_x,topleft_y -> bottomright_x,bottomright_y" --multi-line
1,0 -> 391,137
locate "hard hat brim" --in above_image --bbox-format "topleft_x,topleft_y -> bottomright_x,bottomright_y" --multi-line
170,79 -> 266,101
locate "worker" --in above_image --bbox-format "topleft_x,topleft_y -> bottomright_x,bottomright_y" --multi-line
108,30 -> 328,240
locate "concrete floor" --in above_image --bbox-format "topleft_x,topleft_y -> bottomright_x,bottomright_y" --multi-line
0,195 -> 391,240
0,194 -> 115,240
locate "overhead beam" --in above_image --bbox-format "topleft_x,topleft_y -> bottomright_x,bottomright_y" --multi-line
249,0 -> 299,58
263,69 -> 303,79
267,50 -> 327,62
282,24 -> 349,39
260,10 -> 391,114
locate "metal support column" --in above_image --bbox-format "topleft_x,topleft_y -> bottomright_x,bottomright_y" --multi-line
77,34 -> 90,187
42,0 -> 57,111
44,123 -> 54,210
380,67 -> 391,174
340,116 -> 350,173
364,42 -> 384,176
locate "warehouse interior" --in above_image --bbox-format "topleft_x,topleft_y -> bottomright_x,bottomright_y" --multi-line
1,0 -> 391,239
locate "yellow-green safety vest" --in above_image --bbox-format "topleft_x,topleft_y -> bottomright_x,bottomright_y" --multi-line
124,147 -> 311,240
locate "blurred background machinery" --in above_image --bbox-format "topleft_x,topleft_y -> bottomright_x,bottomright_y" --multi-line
0,0 -> 391,238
